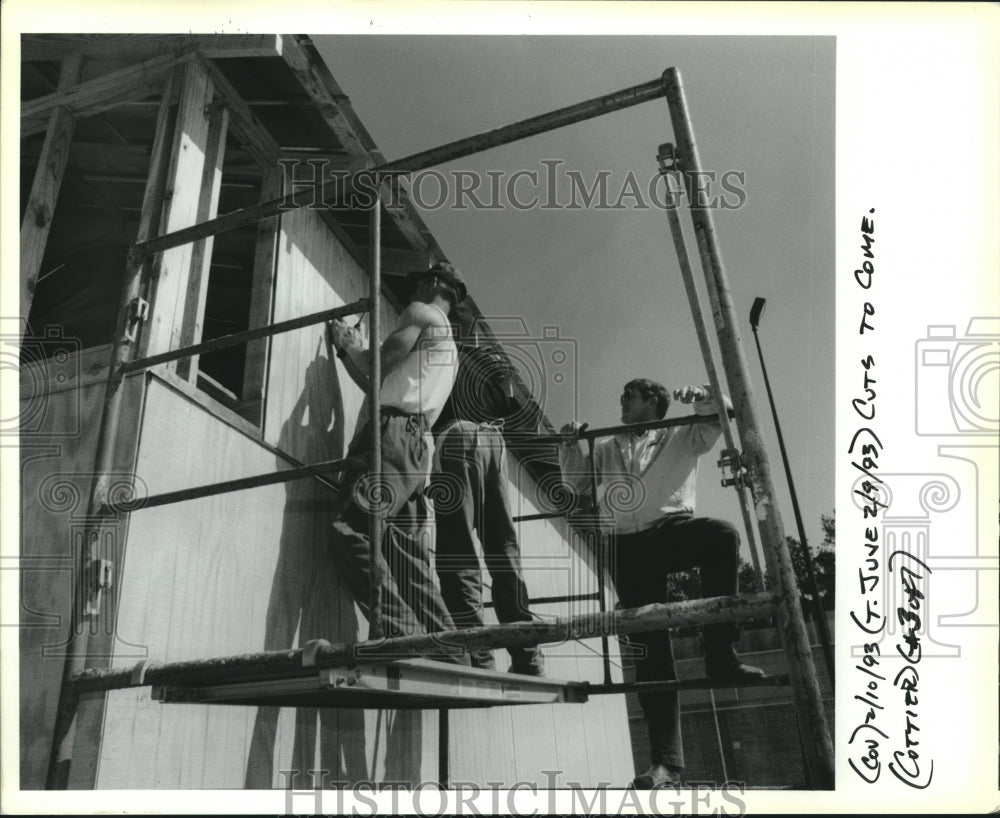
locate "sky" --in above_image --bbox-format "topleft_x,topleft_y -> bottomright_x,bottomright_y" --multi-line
1,7 -> 997,814
317,35 -> 836,561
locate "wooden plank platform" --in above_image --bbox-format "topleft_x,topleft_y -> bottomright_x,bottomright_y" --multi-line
152,658 -> 589,710
148,658 -> 790,711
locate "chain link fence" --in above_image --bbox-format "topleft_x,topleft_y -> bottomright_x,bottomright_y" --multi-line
624,620 -> 834,789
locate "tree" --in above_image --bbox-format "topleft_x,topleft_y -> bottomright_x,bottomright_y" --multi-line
660,512 -> 835,634
791,511 -> 835,612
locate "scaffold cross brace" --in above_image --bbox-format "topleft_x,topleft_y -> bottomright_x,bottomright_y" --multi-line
717,448 -> 746,489
124,297 -> 149,342
302,638 -> 333,668
656,142 -> 679,173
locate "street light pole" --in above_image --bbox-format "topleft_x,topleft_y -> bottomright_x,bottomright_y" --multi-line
749,297 -> 835,688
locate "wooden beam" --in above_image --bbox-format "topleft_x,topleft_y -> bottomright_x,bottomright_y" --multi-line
20,54 -> 84,326
63,164 -> 132,217
21,34 -> 283,63
240,167 -> 281,426
194,54 -> 281,169
177,103 -> 230,382
21,51 -> 186,138
43,217 -> 140,262
134,70 -> 181,248
139,59 -> 215,363
70,592 -> 781,693
279,150 -> 368,174
367,246 -> 433,275
278,35 -> 443,258
133,70 -> 670,262
278,35 -> 373,159
54,72 -> 185,791
383,173 -> 442,254
22,141 -> 153,178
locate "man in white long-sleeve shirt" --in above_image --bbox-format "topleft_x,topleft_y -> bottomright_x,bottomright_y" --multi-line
559,378 -> 763,789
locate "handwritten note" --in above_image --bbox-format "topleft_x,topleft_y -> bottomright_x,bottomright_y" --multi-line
845,208 -> 934,789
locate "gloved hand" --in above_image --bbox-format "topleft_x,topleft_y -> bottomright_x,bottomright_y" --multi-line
672,384 -> 712,405
559,420 -> 588,445
328,318 -> 361,357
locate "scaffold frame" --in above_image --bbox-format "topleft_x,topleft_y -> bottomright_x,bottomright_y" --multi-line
44,65 -> 834,791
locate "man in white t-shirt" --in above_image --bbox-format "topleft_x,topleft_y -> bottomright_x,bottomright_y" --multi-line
559,378 -> 764,787
328,262 -> 468,661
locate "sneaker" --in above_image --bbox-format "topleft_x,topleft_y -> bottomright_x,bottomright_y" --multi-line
632,764 -> 681,789
508,649 -> 545,677
469,651 -> 496,672
704,646 -> 766,682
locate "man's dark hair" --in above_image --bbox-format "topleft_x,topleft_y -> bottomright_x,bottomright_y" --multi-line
406,261 -> 467,307
433,279 -> 461,308
624,378 -> 670,419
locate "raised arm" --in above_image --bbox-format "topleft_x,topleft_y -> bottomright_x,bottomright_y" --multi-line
327,320 -> 370,392
557,421 -> 597,493
329,301 -> 445,392
674,383 -> 732,454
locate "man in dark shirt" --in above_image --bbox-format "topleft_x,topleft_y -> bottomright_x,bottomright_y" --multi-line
430,307 -> 544,675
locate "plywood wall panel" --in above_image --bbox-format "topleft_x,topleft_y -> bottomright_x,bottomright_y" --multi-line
263,207 -> 400,457
441,451 -> 635,787
95,377 -> 396,788
19,393 -> 102,789
18,361 -> 145,789
95,200 -> 427,788
20,198 -> 636,789
140,60 -> 215,362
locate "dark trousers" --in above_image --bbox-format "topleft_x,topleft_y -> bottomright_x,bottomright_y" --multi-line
331,409 -> 467,663
432,421 -> 541,672
609,514 -> 741,769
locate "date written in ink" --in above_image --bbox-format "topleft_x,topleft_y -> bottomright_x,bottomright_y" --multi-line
888,550 -> 935,789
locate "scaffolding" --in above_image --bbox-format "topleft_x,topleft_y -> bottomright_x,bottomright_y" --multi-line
45,67 -> 835,790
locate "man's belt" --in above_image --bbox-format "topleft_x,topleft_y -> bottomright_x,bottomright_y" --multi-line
437,418 -> 505,435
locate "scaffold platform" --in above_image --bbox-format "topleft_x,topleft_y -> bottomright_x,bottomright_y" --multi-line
148,657 -> 791,711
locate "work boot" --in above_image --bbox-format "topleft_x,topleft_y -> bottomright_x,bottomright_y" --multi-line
469,650 -> 496,671
508,646 -> 545,677
631,764 -> 681,789
704,645 -> 766,683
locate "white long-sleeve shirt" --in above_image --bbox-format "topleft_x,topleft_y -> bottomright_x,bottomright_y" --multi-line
558,398 -> 725,534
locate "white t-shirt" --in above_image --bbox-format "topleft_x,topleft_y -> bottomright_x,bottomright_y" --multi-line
380,302 -> 457,426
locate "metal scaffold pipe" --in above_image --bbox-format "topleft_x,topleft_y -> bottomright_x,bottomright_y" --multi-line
131,74 -> 673,261
118,300 -> 369,375
69,592 -> 780,694
658,161 -> 765,585
750,309 -> 835,687
662,66 -> 834,788
586,437 -> 612,685
117,457 -> 356,511
368,195 -> 384,640
531,411 -> 732,445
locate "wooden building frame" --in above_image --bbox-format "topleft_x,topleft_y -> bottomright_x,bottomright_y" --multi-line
19,36 -> 834,790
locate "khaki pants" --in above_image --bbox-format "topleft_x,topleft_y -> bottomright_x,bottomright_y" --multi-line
332,409 -> 468,664
432,420 -> 542,673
